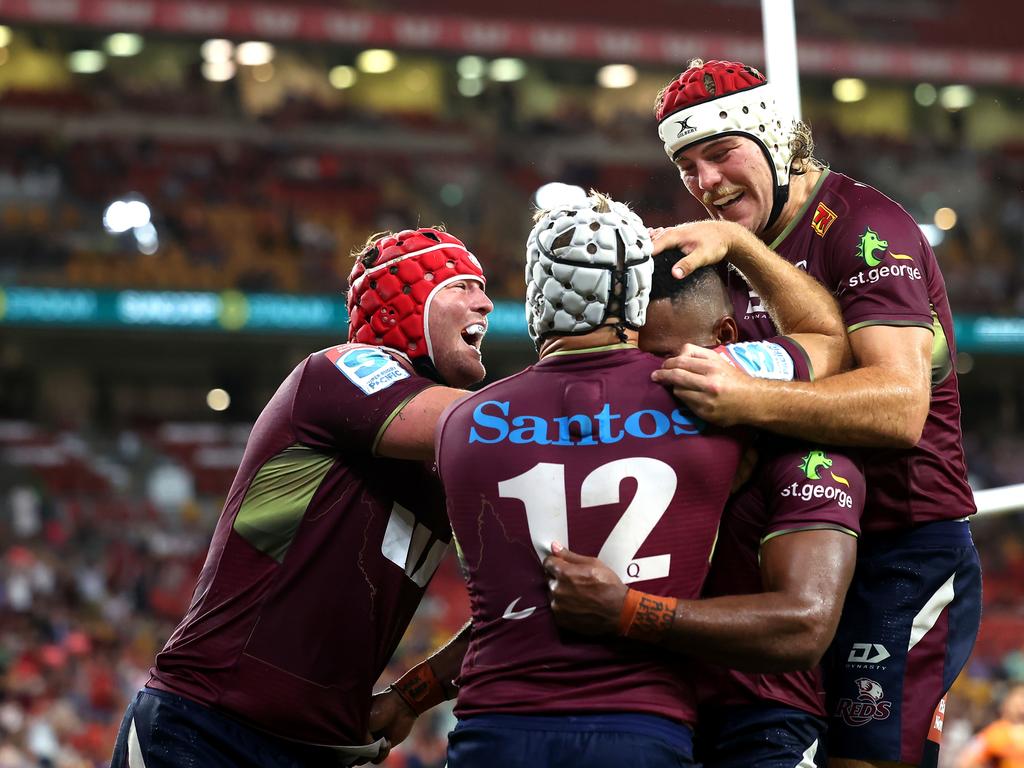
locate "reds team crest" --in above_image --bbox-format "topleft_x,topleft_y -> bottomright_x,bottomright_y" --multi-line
811,202 -> 838,237
836,677 -> 893,727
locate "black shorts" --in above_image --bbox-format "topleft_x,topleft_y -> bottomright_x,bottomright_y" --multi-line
448,713 -> 695,768
110,688 -> 383,768
696,704 -> 826,768
825,519 -> 982,766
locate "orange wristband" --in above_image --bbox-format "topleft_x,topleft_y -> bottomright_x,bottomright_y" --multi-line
617,589 -> 678,644
391,662 -> 446,716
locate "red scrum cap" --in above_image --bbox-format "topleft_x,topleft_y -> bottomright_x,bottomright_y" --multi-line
656,60 -> 797,228
347,228 -> 485,367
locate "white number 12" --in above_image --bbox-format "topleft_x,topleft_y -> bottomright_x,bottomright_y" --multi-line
497,458 -> 676,585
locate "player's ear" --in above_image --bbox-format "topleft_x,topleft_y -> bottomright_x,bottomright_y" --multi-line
715,316 -> 739,345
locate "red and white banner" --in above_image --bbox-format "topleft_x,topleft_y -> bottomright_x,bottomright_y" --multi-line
1,0 -> 1023,85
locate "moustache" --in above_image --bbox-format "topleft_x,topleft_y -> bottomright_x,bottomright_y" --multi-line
702,187 -> 745,207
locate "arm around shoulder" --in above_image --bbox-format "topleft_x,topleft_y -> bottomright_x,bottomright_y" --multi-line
375,386 -> 468,461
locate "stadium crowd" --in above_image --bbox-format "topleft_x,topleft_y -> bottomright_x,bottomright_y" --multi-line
0,102 -> 1022,314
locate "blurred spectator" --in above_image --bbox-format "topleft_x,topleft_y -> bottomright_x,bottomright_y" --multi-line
955,684 -> 1024,767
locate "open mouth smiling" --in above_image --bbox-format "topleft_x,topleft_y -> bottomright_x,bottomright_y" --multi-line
461,323 -> 487,352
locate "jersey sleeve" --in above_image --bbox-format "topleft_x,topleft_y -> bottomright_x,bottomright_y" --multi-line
758,445 -> 865,543
717,336 -> 812,382
291,345 -> 436,455
826,198 -> 935,333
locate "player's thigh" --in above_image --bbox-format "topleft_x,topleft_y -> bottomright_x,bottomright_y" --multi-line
697,705 -> 826,768
825,521 -> 981,768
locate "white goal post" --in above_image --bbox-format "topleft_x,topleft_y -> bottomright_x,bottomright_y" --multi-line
974,483 -> 1024,518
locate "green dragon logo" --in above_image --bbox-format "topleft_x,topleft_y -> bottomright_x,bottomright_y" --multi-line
800,450 -> 833,480
799,449 -> 851,486
856,228 -> 888,267
856,227 -> 915,267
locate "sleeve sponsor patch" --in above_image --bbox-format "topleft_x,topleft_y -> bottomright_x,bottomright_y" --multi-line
325,346 -> 410,395
717,341 -> 795,381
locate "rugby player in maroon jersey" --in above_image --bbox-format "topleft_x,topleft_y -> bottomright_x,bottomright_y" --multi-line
110,228 -> 491,768
548,253 -> 865,768
649,59 -> 981,768
429,192 -> 848,768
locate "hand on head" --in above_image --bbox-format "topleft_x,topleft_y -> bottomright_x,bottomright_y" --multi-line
649,220 -> 750,279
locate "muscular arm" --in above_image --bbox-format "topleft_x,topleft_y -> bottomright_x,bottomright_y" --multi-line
417,620 -> 472,699
725,224 -> 847,346
661,529 -> 856,670
655,324 -> 933,448
748,325 -> 931,447
375,386 -> 468,460
368,622 -> 471,751
545,529 -> 855,672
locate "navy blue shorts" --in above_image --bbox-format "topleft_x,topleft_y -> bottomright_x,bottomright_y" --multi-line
447,713 -> 695,768
110,688 -> 379,768
825,519 -> 982,766
695,704 -> 826,768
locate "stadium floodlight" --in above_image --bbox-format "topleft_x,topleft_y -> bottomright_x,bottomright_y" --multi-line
202,60 -> 236,82
832,78 -> 867,103
103,199 -> 151,234
440,183 -> 464,206
934,207 -> 957,231
0,26 -> 12,48
918,223 -> 944,247
489,58 -> 526,82
596,64 -> 637,89
956,352 -> 974,374
534,182 -> 588,210
940,85 -> 974,111
206,388 -> 231,412
68,50 -> 106,74
329,65 -> 357,89
236,41 -> 274,67
356,49 -> 397,74
201,38 -> 234,64
914,83 -> 938,106
146,464 -> 195,512
134,222 -> 159,255
457,55 -> 486,79
105,33 -> 144,57
458,77 -> 484,97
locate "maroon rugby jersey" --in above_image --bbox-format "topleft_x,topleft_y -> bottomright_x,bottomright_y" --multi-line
149,343 -> 450,745
727,169 -> 974,532
436,345 -> 744,726
696,440 -> 865,716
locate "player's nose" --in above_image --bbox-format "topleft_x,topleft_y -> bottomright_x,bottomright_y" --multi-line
470,283 -> 493,316
696,159 -> 723,191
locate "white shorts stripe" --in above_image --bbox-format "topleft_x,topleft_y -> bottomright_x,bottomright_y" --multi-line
127,717 -> 148,768
907,571 -> 956,652
794,738 -> 819,768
